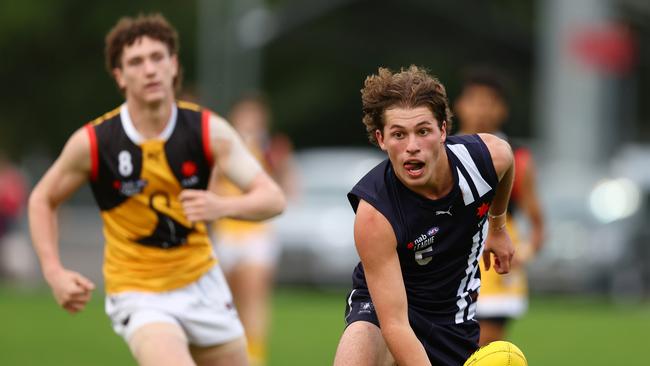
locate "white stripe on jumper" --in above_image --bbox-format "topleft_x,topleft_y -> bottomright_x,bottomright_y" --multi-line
455,228 -> 483,324
448,144 -> 492,198
457,167 -> 475,206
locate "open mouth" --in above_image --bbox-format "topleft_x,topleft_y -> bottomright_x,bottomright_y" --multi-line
404,160 -> 425,177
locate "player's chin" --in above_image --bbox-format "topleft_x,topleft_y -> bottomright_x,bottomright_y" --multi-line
141,91 -> 166,104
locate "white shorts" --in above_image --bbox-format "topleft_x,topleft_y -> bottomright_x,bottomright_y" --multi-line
213,232 -> 281,273
105,265 -> 244,347
475,295 -> 528,319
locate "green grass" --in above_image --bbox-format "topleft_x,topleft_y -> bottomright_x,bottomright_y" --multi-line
0,285 -> 133,365
1,284 -> 649,365
509,296 -> 650,365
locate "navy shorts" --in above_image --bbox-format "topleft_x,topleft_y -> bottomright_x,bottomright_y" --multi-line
344,288 -> 479,366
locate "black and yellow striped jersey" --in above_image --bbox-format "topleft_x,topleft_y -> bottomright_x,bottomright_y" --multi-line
85,101 -> 216,294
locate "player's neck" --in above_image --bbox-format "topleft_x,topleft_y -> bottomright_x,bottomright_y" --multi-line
126,97 -> 174,139
427,149 -> 454,199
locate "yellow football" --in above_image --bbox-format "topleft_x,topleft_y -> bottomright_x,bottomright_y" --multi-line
463,341 -> 527,366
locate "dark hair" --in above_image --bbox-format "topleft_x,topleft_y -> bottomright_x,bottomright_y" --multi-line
105,13 -> 182,90
361,65 -> 452,145
229,92 -> 271,115
460,67 -> 510,101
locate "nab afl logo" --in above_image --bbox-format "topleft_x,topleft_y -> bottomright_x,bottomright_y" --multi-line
411,226 -> 440,266
118,150 -> 133,177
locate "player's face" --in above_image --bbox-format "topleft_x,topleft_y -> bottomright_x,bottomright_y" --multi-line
113,36 -> 178,104
455,85 -> 507,133
230,102 -> 269,143
376,106 -> 447,188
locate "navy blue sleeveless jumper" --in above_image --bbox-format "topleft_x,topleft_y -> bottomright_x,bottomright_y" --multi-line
344,134 -> 499,365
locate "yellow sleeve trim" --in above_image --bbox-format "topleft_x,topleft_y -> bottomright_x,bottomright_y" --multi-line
88,106 -> 121,126
177,100 -> 202,112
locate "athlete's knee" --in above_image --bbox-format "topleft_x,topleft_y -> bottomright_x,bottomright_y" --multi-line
334,321 -> 395,366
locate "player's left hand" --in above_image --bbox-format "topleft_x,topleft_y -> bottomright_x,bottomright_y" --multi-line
179,189 -> 226,222
482,227 -> 515,274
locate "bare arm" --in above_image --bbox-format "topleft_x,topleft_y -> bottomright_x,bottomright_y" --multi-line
517,155 -> 545,261
180,113 -> 285,222
28,127 -> 96,313
268,134 -> 300,201
478,133 -> 515,274
355,200 -> 431,366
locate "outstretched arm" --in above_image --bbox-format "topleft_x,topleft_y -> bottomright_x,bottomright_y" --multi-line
28,127 -> 96,314
180,113 -> 285,222
355,199 -> 431,366
479,133 -> 515,274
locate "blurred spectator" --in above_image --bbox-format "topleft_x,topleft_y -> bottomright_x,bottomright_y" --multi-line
0,153 -> 27,237
210,93 -> 297,366
0,152 -> 28,277
455,67 -> 545,346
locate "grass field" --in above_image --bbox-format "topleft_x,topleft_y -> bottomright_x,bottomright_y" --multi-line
1,284 -> 649,365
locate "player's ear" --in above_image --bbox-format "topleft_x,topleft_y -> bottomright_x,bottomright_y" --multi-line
375,129 -> 387,150
113,68 -> 126,89
170,54 -> 179,79
440,120 -> 447,143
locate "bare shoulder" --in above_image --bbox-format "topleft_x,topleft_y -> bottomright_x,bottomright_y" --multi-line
354,200 -> 396,255
478,133 -> 513,179
207,112 -> 238,154
208,112 -> 236,140
477,132 -> 510,154
58,127 -> 92,172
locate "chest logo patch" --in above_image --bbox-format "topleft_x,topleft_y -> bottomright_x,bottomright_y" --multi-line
113,179 -> 147,197
180,160 -> 200,187
407,226 -> 440,266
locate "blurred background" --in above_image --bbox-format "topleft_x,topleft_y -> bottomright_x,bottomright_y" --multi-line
1,0 -> 649,365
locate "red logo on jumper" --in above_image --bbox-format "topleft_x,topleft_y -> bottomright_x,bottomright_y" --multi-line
476,202 -> 490,218
181,161 -> 197,177
407,242 -> 414,250
113,180 -> 121,189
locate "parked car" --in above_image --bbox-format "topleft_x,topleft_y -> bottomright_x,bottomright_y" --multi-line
273,147 -> 385,285
528,143 -> 650,298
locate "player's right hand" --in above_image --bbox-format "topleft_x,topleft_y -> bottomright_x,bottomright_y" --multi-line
44,268 -> 95,314
179,189 -> 227,222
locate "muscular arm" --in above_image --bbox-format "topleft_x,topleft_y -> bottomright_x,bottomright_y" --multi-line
355,200 -> 431,366
478,133 -> 515,274
180,113 -> 285,222
28,127 -> 95,313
